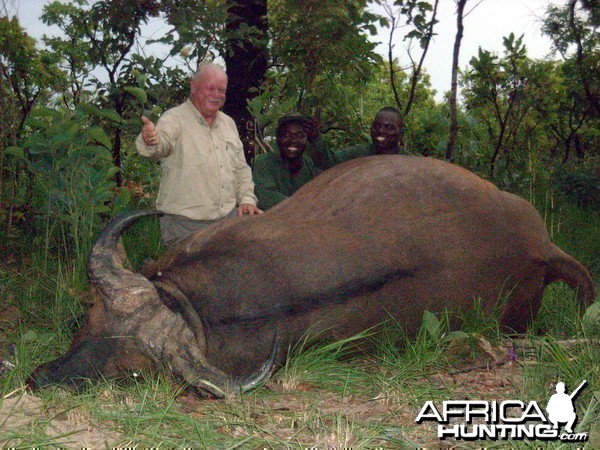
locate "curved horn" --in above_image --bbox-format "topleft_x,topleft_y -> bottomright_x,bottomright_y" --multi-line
238,330 -> 280,393
88,209 -> 163,316
173,330 -> 280,398
88,210 -> 280,397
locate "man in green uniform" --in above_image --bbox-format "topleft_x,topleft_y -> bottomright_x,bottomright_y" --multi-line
253,114 -> 319,210
309,107 -> 408,170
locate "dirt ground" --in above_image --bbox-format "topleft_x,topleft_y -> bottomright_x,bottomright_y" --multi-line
0,392 -> 127,447
0,362 -> 523,448
3,340 -> 597,448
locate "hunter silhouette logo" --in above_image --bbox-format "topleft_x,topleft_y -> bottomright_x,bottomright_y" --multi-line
546,380 -> 586,434
415,380 -> 589,442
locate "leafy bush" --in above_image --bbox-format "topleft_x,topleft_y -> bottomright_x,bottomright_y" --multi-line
15,105 -> 132,266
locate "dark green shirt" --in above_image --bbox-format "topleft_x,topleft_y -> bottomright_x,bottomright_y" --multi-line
253,152 -> 319,210
308,136 -> 408,170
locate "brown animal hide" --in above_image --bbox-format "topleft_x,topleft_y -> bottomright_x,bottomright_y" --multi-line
29,156 -> 595,397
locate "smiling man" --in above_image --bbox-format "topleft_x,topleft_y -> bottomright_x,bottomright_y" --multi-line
309,107 -> 409,170
252,114 -> 320,210
136,63 -> 261,246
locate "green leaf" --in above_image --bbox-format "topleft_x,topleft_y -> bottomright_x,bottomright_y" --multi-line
98,108 -> 123,123
77,103 -> 122,123
422,310 -> 441,340
82,145 -> 113,161
104,166 -> 121,180
77,102 -> 101,116
88,126 -> 112,148
35,107 -> 61,118
25,117 -> 51,129
21,330 -> 39,343
582,302 -> 600,335
3,146 -> 25,159
125,86 -> 148,104
113,187 -> 132,214
442,330 -> 470,343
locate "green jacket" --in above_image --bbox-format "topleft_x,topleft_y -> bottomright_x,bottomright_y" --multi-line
308,136 -> 408,170
252,151 -> 319,210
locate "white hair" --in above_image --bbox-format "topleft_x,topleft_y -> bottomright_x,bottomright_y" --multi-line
193,62 -> 226,81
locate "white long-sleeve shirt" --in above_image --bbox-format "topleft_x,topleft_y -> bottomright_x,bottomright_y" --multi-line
136,99 -> 257,220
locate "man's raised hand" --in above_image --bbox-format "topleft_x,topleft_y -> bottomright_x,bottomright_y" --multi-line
141,116 -> 158,146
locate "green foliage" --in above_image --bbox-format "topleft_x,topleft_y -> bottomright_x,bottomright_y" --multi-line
0,1 -> 598,445
583,302 -> 600,336
277,329 -> 374,395
270,0 -> 381,91
546,200 -> 600,282
455,0 -> 598,186
404,102 -> 447,156
395,0 -> 439,48
542,0 -> 599,59
251,0 -> 385,145
121,213 -> 164,268
0,15 -> 60,148
39,0 -> 177,190
461,33 -> 533,181
157,0 -> 228,66
553,162 -> 600,209
41,0 -> 160,78
458,30 -> 598,195
21,105 -> 131,262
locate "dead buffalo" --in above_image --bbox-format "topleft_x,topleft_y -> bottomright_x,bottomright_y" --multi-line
29,155 -> 595,397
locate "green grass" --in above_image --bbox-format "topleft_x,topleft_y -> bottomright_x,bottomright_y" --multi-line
121,213 -> 164,268
0,199 -> 598,448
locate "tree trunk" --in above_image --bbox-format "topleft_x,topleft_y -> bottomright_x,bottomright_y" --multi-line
112,129 -> 122,186
574,134 -> 584,159
223,0 -> 268,165
386,1 -> 439,149
446,0 -> 467,163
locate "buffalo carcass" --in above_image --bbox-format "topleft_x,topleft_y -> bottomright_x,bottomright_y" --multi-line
29,155 -> 595,397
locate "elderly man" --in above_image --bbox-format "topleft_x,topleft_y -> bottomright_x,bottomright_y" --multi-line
309,107 -> 409,170
252,113 -> 319,210
136,63 -> 262,246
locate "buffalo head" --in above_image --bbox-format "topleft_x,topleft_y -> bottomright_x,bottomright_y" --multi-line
29,210 -> 279,397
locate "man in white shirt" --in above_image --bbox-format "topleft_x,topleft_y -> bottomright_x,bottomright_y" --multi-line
136,63 -> 262,246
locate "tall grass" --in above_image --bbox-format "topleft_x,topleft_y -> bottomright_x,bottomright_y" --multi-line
544,198 -> 600,281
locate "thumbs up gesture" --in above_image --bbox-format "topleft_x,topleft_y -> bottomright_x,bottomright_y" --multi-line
141,116 -> 158,146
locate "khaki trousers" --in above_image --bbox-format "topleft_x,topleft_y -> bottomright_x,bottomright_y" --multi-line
159,208 -> 237,247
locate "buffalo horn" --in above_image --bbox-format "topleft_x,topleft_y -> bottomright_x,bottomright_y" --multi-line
88,209 -> 162,316
88,210 -> 279,397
